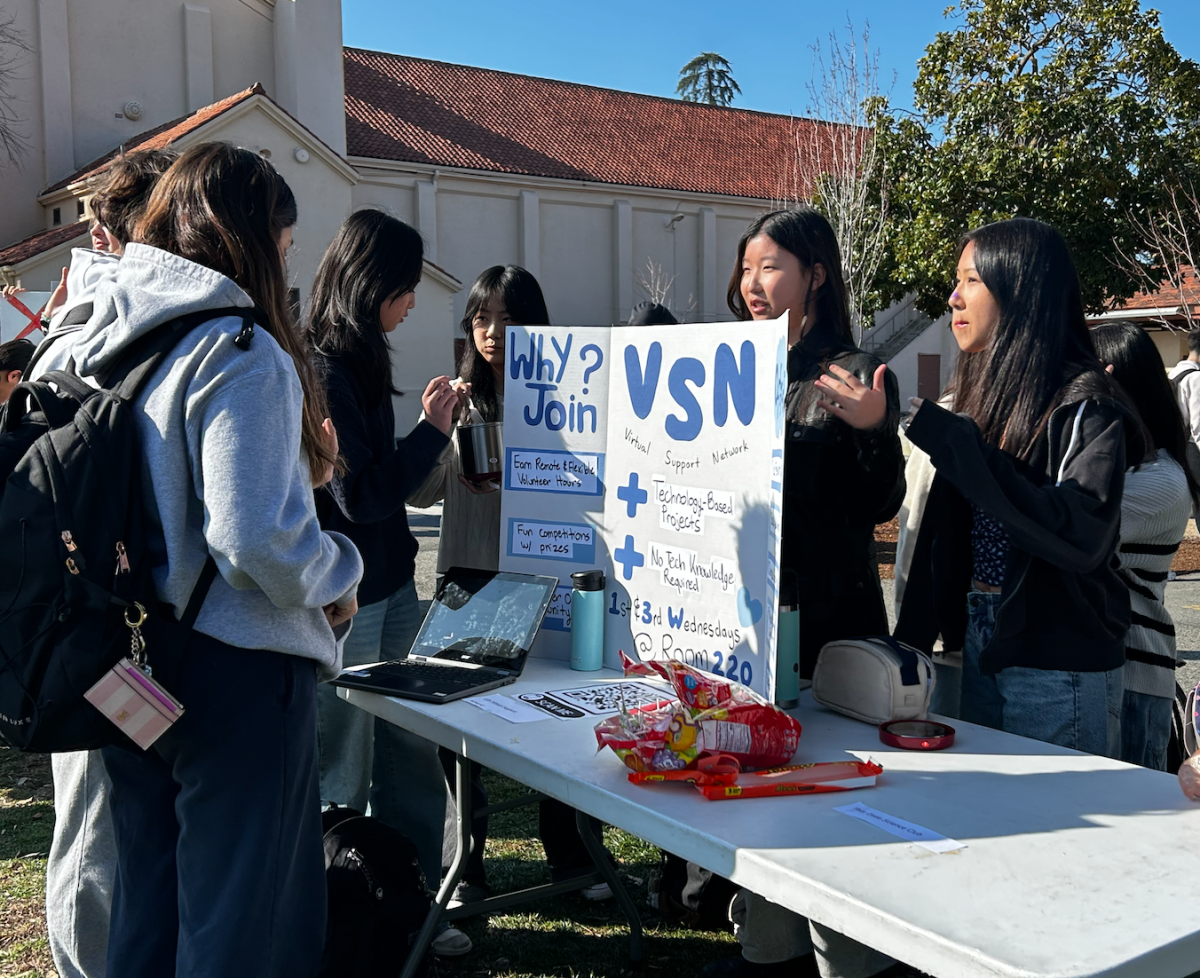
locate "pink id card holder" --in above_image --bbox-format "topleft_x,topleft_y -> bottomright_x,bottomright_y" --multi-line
84,657 -> 185,750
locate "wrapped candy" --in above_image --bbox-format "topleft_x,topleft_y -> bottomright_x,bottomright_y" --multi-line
627,756 -> 884,800
594,652 -> 802,773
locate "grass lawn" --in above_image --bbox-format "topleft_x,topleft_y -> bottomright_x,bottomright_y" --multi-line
0,746 -> 735,978
0,748 -> 55,978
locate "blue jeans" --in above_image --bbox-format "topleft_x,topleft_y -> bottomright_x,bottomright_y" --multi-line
102,636 -> 325,978
316,580 -> 448,887
963,589 -> 1123,756
1120,689 -> 1172,771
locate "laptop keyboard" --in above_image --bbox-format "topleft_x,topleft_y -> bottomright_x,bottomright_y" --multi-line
395,661 -> 496,689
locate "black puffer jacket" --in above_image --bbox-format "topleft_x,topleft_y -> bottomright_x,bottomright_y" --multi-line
782,320 -> 906,677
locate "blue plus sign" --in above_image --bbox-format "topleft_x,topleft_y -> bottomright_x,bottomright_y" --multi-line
613,534 -> 644,581
616,472 -> 648,518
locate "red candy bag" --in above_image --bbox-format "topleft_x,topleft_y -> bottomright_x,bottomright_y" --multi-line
594,652 -> 801,773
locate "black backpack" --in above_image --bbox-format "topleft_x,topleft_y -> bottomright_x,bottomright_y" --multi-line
0,307 -> 255,752
318,806 -> 433,978
648,852 -> 737,931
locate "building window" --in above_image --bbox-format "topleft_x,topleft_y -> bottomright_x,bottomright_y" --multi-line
77,200 -> 86,218
52,207 -> 61,226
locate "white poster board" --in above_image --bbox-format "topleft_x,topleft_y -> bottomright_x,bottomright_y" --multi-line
498,318 -> 787,699
1,292 -> 50,344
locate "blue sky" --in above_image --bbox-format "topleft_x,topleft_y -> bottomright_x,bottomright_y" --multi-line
342,1 -> 1200,119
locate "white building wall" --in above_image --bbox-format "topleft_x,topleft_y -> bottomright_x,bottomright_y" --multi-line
883,312 -> 957,406
206,108 -> 355,318
350,166 -> 768,332
0,0 -> 341,248
386,272 -> 460,434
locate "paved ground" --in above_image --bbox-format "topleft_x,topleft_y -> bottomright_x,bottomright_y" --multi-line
412,504 -> 1200,695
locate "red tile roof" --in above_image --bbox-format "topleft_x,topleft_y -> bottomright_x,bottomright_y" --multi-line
344,49 -> 837,200
0,222 -> 90,268
1116,266 -> 1200,317
42,84 -> 267,195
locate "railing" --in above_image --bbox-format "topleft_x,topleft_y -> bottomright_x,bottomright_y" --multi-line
861,294 -> 927,354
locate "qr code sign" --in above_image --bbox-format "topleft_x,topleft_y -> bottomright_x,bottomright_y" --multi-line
545,681 -> 672,716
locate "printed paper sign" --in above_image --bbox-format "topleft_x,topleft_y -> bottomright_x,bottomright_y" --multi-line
467,693 -> 547,723
498,320 -> 787,699
516,692 -> 587,720
544,680 -> 673,716
505,449 -> 603,495
542,584 -> 572,633
651,476 -> 735,534
835,802 -> 968,854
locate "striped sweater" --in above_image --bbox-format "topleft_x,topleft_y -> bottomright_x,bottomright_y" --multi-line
1117,449 -> 1192,699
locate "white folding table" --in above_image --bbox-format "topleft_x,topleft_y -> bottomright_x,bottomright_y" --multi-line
342,659 -> 1200,978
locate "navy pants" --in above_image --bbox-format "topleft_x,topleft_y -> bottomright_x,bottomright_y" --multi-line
101,633 -> 326,978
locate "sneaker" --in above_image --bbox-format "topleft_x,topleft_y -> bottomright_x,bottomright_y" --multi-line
581,881 -> 613,901
431,926 -> 472,957
447,880 -> 492,909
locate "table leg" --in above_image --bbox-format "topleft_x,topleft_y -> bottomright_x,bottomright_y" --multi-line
399,752 -> 473,978
574,809 -> 643,963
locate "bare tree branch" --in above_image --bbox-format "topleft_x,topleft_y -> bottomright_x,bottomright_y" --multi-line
635,258 -> 675,308
1114,174 -> 1200,330
0,12 -> 32,167
783,19 -> 894,343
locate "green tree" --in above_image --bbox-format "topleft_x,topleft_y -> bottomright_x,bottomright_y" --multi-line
876,0 -> 1200,315
676,53 -> 741,107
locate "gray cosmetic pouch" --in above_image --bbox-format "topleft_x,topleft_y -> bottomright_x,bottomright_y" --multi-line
811,636 -> 936,725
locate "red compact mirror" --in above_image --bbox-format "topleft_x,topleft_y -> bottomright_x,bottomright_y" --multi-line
878,719 -> 955,751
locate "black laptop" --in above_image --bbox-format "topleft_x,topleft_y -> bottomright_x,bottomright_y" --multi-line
331,567 -> 559,703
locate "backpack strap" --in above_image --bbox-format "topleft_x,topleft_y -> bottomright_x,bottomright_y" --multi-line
56,301 -> 95,330
23,301 -> 96,380
98,306 -> 263,399
178,555 -> 220,628
2,373 -> 94,432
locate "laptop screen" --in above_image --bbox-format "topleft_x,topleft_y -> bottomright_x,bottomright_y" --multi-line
412,569 -> 558,667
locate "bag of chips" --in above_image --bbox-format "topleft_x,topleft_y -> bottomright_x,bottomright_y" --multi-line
594,653 -> 802,773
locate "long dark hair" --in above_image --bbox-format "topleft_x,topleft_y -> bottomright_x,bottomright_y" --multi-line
306,209 -> 423,406
1091,320 -> 1200,501
950,218 -> 1105,459
726,206 -> 851,346
458,265 -> 550,422
134,142 -> 334,477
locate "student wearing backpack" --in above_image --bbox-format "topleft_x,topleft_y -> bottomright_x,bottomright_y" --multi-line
19,147 -> 180,978
67,142 -> 362,978
306,209 -> 473,958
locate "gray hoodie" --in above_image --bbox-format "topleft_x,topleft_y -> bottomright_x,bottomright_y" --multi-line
64,243 -> 362,676
29,248 -> 121,379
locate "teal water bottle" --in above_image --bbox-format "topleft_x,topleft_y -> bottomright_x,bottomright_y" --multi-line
776,570 -> 800,709
570,570 -> 605,671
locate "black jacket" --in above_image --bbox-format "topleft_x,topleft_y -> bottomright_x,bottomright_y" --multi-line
895,374 -> 1142,674
316,354 -> 449,607
782,320 -> 906,675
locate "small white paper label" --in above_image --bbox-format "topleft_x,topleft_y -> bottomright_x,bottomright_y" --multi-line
466,693 -> 547,723
834,802 -> 967,854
